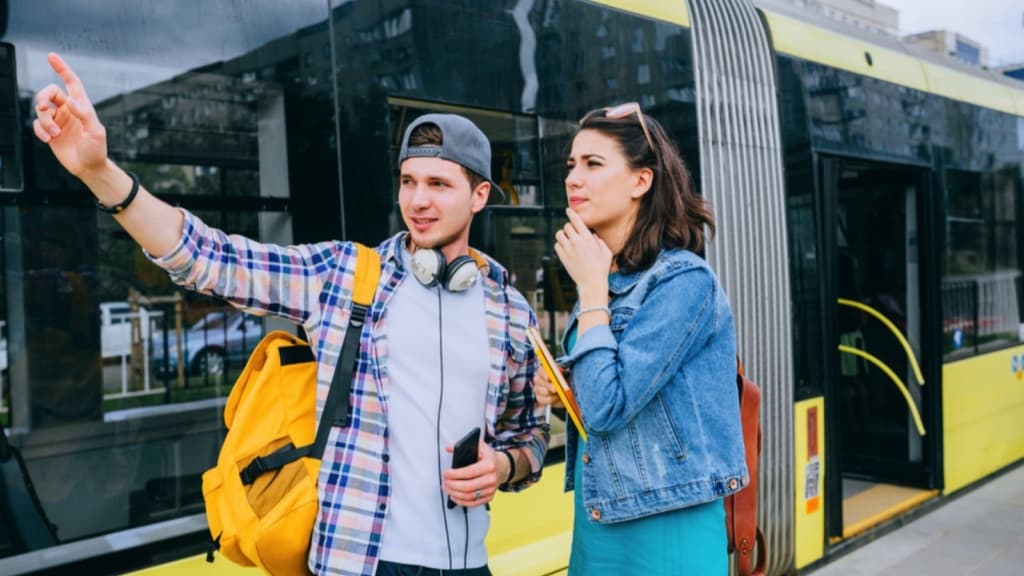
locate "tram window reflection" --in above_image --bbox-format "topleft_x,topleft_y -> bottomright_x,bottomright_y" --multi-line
0,0 -> 334,557
942,169 -> 1022,359
387,98 -> 542,208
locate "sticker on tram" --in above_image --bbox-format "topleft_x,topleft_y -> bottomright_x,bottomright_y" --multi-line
802,457 -> 819,498
1012,354 -> 1024,381
804,406 -> 821,514
805,458 -> 821,504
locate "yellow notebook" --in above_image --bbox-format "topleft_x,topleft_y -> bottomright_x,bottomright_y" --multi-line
526,327 -> 587,441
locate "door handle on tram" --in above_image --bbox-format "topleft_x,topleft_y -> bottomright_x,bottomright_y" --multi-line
837,298 -> 925,386
836,344 -> 926,436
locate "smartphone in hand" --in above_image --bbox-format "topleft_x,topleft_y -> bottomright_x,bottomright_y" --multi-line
447,426 -> 481,509
451,427 -> 480,468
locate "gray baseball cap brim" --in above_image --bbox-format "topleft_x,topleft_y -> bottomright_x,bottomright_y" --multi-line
398,113 -> 506,201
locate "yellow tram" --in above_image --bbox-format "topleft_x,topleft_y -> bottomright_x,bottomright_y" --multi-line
1,1 -> 1022,574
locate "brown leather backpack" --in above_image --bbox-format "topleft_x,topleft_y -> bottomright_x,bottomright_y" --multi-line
725,358 -> 766,576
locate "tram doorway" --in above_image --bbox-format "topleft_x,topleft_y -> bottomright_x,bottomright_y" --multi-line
822,158 -> 938,539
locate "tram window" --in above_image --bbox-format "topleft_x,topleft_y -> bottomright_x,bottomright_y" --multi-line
0,42 -> 21,192
0,0 -> 333,562
0,308 -> 7,430
97,77 -> 285,199
942,169 -> 1021,359
0,0 -> 705,567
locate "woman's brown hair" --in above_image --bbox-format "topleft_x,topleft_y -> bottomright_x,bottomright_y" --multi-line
577,106 -> 715,272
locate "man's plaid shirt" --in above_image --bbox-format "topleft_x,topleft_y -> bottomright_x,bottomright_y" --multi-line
151,211 -> 549,575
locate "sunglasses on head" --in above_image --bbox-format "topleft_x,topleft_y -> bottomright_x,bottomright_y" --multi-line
580,102 -> 656,152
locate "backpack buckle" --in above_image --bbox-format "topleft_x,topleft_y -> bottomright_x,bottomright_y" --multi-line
239,457 -> 267,485
350,303 -> 369,327
206,532 -> 221,563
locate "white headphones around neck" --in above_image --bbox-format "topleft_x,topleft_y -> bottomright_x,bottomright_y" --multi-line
411,248 -> 480,292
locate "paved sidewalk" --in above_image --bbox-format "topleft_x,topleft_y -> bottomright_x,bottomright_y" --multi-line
809,462 -> 1024,576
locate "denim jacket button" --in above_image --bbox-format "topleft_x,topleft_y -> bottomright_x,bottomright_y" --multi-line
590,508 -> 601,520
728,478 -> 739,490
582,452 -> 591,464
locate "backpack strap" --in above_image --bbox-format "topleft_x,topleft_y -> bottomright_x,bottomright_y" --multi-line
734,356 -> 765,576
313,243 -> 381,456
239,244 -> 381,484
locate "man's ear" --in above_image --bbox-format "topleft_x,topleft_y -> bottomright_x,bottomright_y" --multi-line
470,181 -> 491,214
631,167 -> 654,199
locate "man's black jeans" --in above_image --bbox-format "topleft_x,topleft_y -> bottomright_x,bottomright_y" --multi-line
375,560 -> 492,576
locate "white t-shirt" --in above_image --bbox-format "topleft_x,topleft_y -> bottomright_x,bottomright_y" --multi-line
378,246 -> 491,569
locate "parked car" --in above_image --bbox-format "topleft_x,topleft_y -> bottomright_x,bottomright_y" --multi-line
99,301 -> 161,360
151,311 -> 264,379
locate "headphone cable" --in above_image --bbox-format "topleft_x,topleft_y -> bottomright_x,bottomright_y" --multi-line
436,285 -> 454,571
463,507 -> 470,573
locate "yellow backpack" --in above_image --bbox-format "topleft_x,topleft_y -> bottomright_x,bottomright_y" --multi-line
202,243 -> 381,575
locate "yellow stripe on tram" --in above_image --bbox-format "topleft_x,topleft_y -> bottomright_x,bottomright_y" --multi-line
587,0 -> 690,27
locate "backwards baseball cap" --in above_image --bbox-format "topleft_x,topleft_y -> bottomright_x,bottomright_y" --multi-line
398,113 -> 506,201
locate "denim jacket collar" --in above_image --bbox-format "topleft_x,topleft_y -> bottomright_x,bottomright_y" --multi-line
608,267 -> 643,295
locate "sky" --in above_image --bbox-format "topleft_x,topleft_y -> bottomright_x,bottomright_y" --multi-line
10,0 -> 329,101
881,0 -> 1024,67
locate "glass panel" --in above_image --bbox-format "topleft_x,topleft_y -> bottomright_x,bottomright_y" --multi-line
0,43 -> 23,192
1,0 -> 330,562
3,0 -> 700,567
0,213 -> 7,428
776,57 -> 824,399
331,0 -> 698,244
834,161 -> 925,477
796,61 -> 930,163
387,99 -> 542,208
331,0 -> 696,456
942,170 -> 1021,360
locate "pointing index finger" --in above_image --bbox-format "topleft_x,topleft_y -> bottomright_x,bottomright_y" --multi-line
47,52 -> 91,104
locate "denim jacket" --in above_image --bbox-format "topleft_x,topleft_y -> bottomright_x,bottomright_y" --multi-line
559,248 -> 747,524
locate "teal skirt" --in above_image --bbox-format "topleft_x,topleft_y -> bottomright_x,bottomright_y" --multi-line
568,437 -> 727,576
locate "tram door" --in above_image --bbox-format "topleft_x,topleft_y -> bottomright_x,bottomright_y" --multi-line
823,158 -> 935,535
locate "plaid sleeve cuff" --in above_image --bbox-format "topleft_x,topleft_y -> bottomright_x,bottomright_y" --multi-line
145,208 -> 205,284
495,428 -> 549,492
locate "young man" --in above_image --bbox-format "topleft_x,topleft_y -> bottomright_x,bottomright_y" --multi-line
33,52 -> 548,576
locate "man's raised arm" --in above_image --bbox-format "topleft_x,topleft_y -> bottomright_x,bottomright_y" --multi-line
32,52 -> 184,258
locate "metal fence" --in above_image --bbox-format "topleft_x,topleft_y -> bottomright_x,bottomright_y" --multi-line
942,271 -> 1022,357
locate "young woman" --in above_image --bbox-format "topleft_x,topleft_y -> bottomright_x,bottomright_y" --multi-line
535,103 -> 748,575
